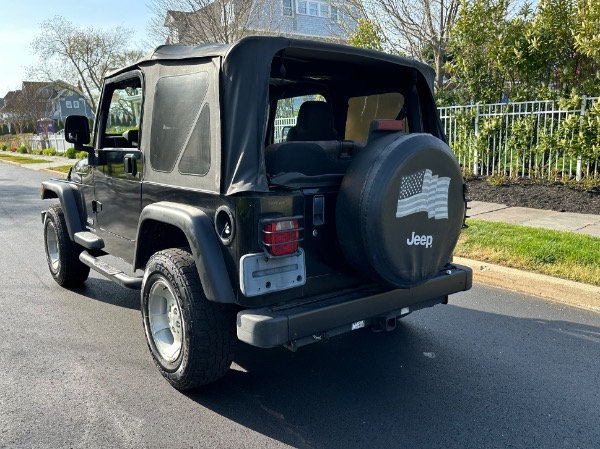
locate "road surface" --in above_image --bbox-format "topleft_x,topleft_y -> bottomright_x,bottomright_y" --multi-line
1,162 -> 599,448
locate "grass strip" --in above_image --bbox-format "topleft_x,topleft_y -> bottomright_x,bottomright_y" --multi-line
0,154 -> 52,164
455,219 -> 600,286
48,165 -> 74,174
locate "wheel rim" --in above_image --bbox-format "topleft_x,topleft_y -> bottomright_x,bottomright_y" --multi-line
46,222 -> 60,272
148,279 -> 184,363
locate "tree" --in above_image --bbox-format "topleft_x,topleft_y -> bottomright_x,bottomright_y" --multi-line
573,0 -> 600,94
350,0 -> 460,92
349,18 -> 385,51
148,0 -> 282,45
29,16 -> 144,111
574,0 -> 600,62
445,0 -> 511,103
525,0 -> 579,96
3,86 -> 47,135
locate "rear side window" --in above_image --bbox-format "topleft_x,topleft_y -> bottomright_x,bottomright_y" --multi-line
150,71 -> 209,173
273,94 -> 326,143
345,93 -> 406,142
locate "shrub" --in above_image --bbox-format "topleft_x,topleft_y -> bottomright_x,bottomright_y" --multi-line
65,147 -> 77,159
42,148 -> 57,156
32,150 -> 43,155
1,144 -> 7,151
17,145 -> 28,154
76,151 -> 88,159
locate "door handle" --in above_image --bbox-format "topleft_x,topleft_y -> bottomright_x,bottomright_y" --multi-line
124,154 -> 137,176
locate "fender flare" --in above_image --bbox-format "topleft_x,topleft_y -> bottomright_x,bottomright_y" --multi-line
41,180 -> 83,239
134,202 -> 236,304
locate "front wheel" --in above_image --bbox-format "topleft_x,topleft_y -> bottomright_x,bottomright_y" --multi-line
44,204 -> 90,287
141,248 -> 236,390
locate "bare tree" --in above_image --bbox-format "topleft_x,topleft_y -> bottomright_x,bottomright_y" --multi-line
3,83 -> 52,136
148,0 -> 282,45
349,0 -> 460,91
29,16 -> 145,111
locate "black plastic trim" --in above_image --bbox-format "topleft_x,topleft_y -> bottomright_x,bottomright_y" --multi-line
134,201 -> 236,303
79,251 -> 142,289
41,180 -> 83,239
237,264 -> 473,348
74,231 -> 105,250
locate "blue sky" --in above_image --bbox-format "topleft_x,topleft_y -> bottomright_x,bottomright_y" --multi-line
0,0 -> 159,97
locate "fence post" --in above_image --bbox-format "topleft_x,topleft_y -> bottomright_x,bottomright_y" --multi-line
474,103 -> 480,175
577,96 -> 586,182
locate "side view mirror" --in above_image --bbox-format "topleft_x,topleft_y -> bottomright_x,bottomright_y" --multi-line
64,115 -> 91,148
64,115 -> 99,165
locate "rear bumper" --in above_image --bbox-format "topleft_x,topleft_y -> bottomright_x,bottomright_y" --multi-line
237,264 -> 472,348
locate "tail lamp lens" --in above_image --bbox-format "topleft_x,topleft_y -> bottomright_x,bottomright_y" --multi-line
263,220 -> 299,256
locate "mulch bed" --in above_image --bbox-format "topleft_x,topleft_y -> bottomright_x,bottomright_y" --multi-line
466,177 -> 600,215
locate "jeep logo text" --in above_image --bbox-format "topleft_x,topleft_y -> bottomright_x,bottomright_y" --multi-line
406,232 -> 433,248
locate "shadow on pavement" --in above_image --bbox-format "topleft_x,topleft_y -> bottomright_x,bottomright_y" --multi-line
181,304 -> 600,449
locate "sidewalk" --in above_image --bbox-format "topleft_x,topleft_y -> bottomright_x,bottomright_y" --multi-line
0,152 -> 71,177
468,201 -> 600,238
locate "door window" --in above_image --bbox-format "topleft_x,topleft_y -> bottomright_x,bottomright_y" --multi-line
102,78 -> 142,149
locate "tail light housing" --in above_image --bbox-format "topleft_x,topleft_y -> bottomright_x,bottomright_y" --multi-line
261,216 -> 303,257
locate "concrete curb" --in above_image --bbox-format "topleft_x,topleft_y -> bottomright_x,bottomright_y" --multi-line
40,168 -> 68,179
455,256 -> 600,313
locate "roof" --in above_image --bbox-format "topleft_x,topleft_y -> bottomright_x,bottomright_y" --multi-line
107,36 -> 439,196
108,36 -> 436,88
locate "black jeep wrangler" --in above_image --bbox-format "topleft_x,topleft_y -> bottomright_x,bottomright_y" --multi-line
41,36 -> 472,390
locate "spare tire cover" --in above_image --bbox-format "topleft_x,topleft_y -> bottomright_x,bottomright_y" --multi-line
336,133 -> 464,288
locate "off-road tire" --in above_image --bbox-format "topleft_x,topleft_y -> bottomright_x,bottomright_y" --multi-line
141,248 -> 236,390
44,204 -> 90,287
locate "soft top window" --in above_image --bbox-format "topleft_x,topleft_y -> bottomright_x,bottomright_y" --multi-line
345,93 -> 406,142
150,71 -> 209,173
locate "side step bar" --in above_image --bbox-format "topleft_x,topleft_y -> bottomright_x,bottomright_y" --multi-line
74,231 -> 105,250
79,251 -> 143,290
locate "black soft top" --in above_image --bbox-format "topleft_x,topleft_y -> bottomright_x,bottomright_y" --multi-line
109,36 -> 438,195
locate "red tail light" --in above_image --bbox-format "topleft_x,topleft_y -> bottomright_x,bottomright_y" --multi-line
262,218 -> 301,256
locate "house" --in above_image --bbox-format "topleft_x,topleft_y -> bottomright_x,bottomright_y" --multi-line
0,82 -> 94,134
164,0 -> 359,45
48,88 -> 95,124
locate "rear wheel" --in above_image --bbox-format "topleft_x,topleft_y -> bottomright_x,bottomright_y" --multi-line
44,204 -> 90,287
141,248 -> 236,390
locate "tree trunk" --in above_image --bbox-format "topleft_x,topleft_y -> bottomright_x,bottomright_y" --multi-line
435,50 -> 444,92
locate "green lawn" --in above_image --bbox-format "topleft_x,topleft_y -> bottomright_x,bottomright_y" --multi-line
0,154 -> 52,164
455,219 -> 600,286
48,165 -> 74,173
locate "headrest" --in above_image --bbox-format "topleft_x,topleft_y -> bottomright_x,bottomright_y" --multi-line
122,129 -> 139,145
296,101 -> 334,129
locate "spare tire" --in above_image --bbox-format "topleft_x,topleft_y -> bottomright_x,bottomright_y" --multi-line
336,133 -> 465,288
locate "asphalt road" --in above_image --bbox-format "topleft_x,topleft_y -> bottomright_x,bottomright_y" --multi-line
1,162 -> 599,449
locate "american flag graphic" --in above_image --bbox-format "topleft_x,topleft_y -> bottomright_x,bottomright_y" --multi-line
396,169 -> 450,219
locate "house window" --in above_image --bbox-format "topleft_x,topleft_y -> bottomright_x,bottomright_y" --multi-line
66,101 -> 72,109
282,0 -> 293,16
297,0 -> 307,14
297,1 -> 331,17
318,3 -> 329,17
331,6 -> 339,21
73,100 -> 80,109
